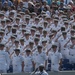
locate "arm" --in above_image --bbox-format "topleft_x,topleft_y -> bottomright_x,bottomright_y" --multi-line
21,56 -> 24,72
46,48 -> 51,55
59,53 -> 62,71
64,39 -> 70,47
32,61 -> 35,71
44,53 -> 48,70
5,52 -> 10,70
59,58 -> 62,71
22,61 -> 24,72
32,55 -> 35,71
45,60 -> 47,70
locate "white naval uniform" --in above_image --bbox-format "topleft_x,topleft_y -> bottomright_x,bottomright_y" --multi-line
67,42 -> 75,64
20,44 -> 26,54
69,47 -> 75,64
0,50 -> 10,73
23,55 -> 34,72
50,24 -> 61,31
48,51 -> 62,71
34,70 -> 48,75
58,36 -> 69,59
11,54 -> 24,73
33,51 -> 47,69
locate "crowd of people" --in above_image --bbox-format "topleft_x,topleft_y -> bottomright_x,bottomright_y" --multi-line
0,0 -> 75,74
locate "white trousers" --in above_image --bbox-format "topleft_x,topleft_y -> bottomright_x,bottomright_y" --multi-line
51,64 -> 59,72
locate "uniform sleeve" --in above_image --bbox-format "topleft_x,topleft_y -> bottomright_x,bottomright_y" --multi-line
34,72 -> 40,75
48,52 -> 51,60
59,53 -> 62,59
66,43 -> 71,49
31,56 -> 34,62
43,52 -> 48,60
5,52 -> 10,69
20,56 -> 24,63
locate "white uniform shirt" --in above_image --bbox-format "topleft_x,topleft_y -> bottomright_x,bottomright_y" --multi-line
67,41 -> 75,63
0,50 -> 10,72
58,36 -> 69,50
33,51 -> 47,68
23,55 -> 34,72
34,70 -> 48,75
48,51 -> 62,71
11,54 -> 24,73
50,24 -> 61,31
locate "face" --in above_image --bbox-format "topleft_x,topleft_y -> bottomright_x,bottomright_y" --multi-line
35,20 -> 39,24
54,21 -> 58,25
16,20 -> 20,24
1,22 -> 5,25
44,24 -> 47,28
26,19 -> 29,23
20,41 -> 24,45
46,18 -> 51,23
38,47 -> 42,53
6,22 -> 11,25
39,66 -> 44,72
71,31 -> 74,35
42,42 -> 47,46
22,26 -> 26,28
43,32 -> 47,36
0,46 -> 4,50
34,40 -> 39,45
31,31 -> 35,35
52,47 -> 57,52
25,34 -> 30,39
26,51 -> 31,56
64,23 -> 68,27
15,51 -> 20,55
38,28 -> 43,33
62,34 -> 67,38
71,39 -> 75,45
29,43 -> 34,47
15,42 -> 19,46
11,38 -> 15,42
7,27 -> 11,31
0,33 -> 4,38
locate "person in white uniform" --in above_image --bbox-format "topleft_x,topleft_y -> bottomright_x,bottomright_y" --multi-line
0,43 -> 10,73
33,45 -> 47,70
11,49 -> 24,73
32,64 -> 48,75
67,36 -> 75,64
48,44 -> 62,71
23,49 -> 35,72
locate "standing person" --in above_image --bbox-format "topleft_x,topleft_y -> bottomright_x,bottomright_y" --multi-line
11,49 -> 24,73
48,44 -> 62,71
67,36 -> 75,67
58,31 -> 70,59
0,43 -> 10,73
33,45 -> 47,70
23,49 -> 35,72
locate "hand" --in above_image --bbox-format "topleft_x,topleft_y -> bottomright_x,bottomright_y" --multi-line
59,66 -> 62,71
22,70 -> 24,72
70,44 -> 74,49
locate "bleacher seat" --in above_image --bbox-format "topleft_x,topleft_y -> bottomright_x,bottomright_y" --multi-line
7,65 -> 13,73
62,59 -> 71,70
